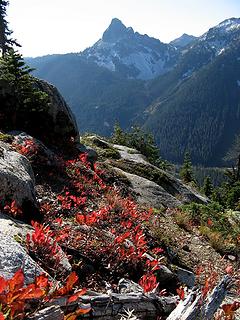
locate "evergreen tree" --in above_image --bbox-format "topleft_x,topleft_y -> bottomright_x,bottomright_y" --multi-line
111,122 -> 127,146
0,0 -> 19,57
0,1 -> 51,142
0,49 -> 49,132
224,134 -> 240,182
202,175 -> 213,197
111,123 -> 171,170
180,152 -> 195,183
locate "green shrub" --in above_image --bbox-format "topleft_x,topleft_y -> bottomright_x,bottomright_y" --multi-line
111,123 -> 171,170
180,201 -> 239,254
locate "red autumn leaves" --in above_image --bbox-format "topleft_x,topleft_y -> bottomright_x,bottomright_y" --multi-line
0,270 -> 89,320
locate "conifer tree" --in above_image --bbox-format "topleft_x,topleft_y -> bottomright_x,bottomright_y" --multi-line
0,0 -> 19,57
224,134 -> 240,182
180,151 -> 195,183
0,49 -> 49,127
202,175 -> 213,197
111,123 -> 171,170
111,122 -> 127,146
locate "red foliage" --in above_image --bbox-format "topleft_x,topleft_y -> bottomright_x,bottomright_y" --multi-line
225,265 -> 233,275
176,286 -> 185,300
0,269 -> 44,319
0,270 -> 89,319
26,221 -> 68,273
13,139 -> 38,157
221,301 -> 240,320
3,200 -> 22,218
139,273 -> 158,293
21,152 -> 165,298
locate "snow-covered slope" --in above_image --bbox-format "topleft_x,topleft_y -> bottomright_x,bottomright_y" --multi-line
81,18 -> 179,80
199,17 -> 240,55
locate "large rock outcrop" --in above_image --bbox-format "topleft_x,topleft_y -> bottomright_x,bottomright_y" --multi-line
0,78 -> 79,148
83,136 -> 208,208
35,79 -> 79,146
111,144 -> 208,207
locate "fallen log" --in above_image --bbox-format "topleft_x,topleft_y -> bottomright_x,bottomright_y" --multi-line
26,276 -> 234,320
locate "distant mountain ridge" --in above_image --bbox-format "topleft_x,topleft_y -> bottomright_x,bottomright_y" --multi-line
26,17 -> 240,166
81,18 -> 179,80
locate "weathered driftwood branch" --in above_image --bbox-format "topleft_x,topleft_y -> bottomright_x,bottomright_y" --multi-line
166,275 -> 233,320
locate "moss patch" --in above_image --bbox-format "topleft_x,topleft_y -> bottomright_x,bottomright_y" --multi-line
81,135 -> 121,160
110,160 -> 169,185
0,132 -> 13,143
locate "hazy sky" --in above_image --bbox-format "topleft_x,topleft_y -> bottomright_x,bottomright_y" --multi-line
7,0 -> 240,57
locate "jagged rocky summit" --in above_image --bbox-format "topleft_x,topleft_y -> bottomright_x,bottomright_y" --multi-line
81,18 -> 179,79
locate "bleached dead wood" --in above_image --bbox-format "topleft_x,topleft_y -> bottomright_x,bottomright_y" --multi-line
27,305 -> 64,320
27,276 -> 233,320
166,275 -> 233,320
79,292 -> 177,319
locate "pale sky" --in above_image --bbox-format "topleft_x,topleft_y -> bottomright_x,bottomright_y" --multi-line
7,0 -> 240,57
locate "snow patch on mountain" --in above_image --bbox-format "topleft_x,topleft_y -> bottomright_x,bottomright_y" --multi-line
197,18 -> 240,58
216,18 -> 240,32
218,48 -> 225,55
122,51 -> 166,79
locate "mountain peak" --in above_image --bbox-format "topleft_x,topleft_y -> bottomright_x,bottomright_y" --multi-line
170,33 -> 196,48
102,18 -> 129,43
110,18 -> 125,26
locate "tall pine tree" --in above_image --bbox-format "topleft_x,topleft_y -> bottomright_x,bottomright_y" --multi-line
0,49 -> 49,131
180,152 -> 195,183
202,176 -> 213,197
0,0 -> 19,57
0,1 -> 50,139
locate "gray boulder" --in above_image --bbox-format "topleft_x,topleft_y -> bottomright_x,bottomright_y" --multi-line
0,212 -> 33,239
83,139 -> 208,208
174,266 -> 195,288
0,213 -> 72,278
0,234 -> 46,284
11,132 -> 59,167
114,168 -> 181,208
0,141 -> 37,209
113,144 -> 149,165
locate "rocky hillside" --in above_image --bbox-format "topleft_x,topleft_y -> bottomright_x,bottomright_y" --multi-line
27,17 -> 240,166
0,76 -> 239,319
